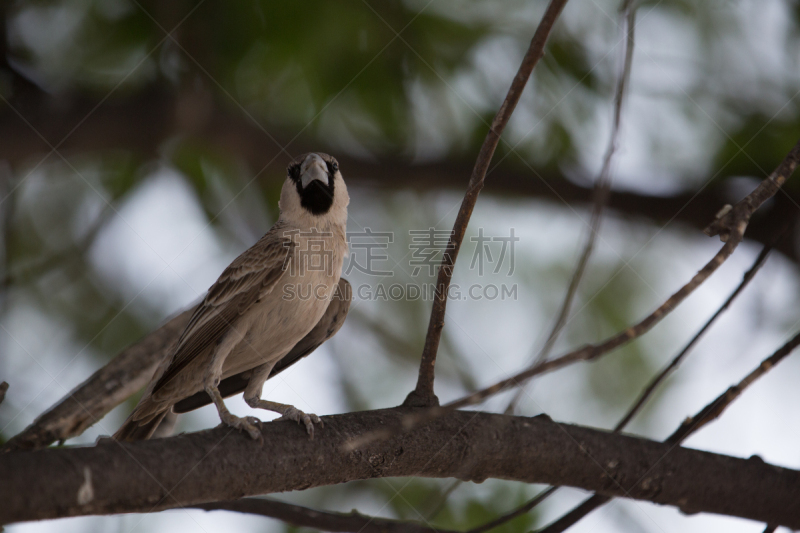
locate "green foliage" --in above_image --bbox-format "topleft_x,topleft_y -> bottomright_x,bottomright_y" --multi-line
715,116 -> 800,185
375,478 -> 539,532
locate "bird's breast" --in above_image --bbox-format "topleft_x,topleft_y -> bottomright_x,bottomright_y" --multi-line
222,224 -> 346,377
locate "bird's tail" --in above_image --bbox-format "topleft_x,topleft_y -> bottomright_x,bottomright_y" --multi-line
112,409 -> 169,442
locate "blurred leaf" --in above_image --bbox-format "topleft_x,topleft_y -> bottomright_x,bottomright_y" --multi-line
714,116 -> 800,185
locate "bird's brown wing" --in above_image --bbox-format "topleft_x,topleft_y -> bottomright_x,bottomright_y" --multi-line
173,278 -> 352,413
152,223 -> 294,394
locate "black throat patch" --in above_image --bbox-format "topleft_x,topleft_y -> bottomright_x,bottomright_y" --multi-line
288,160 -> 336,215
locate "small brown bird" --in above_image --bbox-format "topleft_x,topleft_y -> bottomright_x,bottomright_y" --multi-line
114,153 -> 350,441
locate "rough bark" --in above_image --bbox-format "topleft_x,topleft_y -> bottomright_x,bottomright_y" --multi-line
1,408 -> 799,528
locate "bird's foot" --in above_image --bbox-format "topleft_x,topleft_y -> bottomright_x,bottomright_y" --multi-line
247,398 -> 323,439
275,406 -> 323,439
219,411 -> 262,440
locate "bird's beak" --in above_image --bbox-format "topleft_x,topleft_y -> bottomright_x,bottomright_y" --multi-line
300,154 -> 329,188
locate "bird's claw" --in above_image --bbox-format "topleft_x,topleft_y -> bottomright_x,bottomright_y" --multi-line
220,412 -> 262,441
276,406 -> 323,438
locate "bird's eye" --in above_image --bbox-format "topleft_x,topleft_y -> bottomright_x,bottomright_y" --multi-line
288,163 -> 301,180
331,162 -> 339,172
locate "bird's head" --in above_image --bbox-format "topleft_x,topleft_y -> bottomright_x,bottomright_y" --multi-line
280,152 -> 349,226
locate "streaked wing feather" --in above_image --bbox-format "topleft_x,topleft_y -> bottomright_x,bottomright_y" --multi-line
153,225 -> 294,393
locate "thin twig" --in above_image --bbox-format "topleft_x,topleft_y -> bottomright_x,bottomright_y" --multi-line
536,494 -> 609,533
425,479 -> 463,520
614,242 -> 773,431
537,329 -> 800,532
407,0 -> 570,407
195,497 -> 459,533
461,7 -> 640,528
351,308 -> 479,393
466,486 -> 558,533
343,136 -> 800,451
0,162 -> 14,307
445,136 -> 800,410
666,330 -> 800,444
506,0 -> 636,415
459,4 -> 639,526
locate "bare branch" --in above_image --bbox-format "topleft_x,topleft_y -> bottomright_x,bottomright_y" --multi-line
449,137 -> 800,407
349,238 -> 740,450
194,498 -> 458,533
538,329 -> 800,532
614,242 -> 772,431
468,6 -> 641,527
439,9 -> 639,524
2,408 -> 800,527
466,486 -> 557,533
666,330 -> 800,445
538,494 -> 609,533
506,0 -> 636,415
407,0 -> 570,407
445,234 -> 740,411
0,307 -> 193,452
425,479 -> 462,520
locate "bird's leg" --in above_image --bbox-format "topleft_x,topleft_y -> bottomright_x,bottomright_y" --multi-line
205,385 -> 262,440
204,327 -> 262,440
244,362 -> 323,439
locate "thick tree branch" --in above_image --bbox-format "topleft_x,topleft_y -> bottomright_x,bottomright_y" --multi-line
0,307 -> 193,453
406,0 -> 570,408
195,498 -> 457,533
2,408 -> 800,527
538,329 -> 800,532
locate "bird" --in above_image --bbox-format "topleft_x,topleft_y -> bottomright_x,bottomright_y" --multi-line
114,152 -> 350,441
